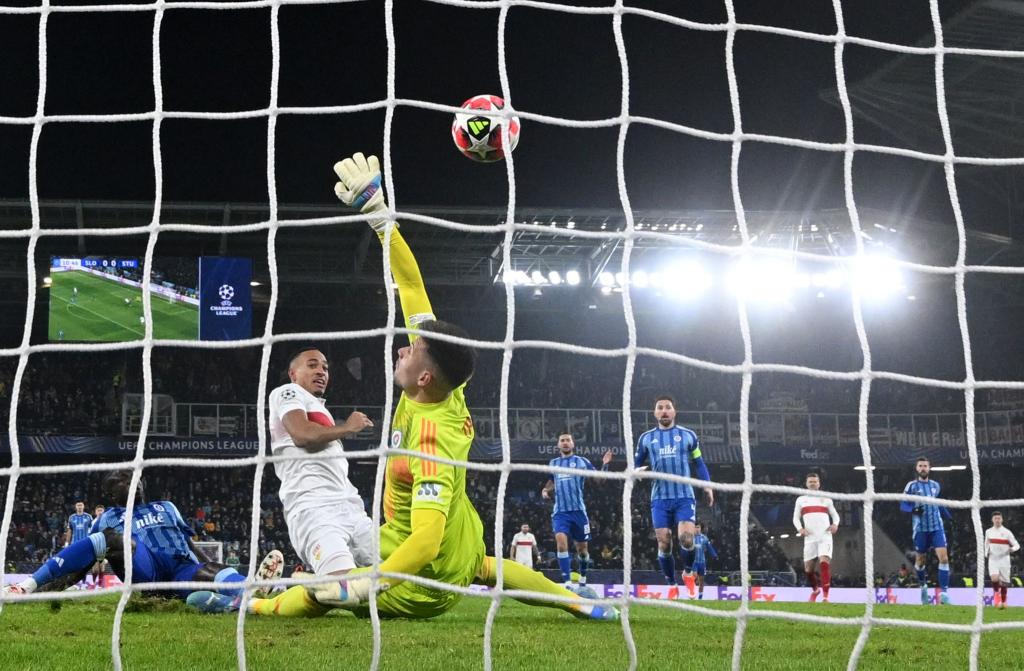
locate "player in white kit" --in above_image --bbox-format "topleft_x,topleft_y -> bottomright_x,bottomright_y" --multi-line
509,524 -> 539,568
269,348 -> 376,578
793,472 -> 840,602
985,511 -> 1019,609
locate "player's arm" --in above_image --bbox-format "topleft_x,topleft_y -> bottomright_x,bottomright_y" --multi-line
706,539 -> 718,560
508,537 -> 515,560
63,518 -> 72,547
188,537 -> 213,564
984,532 -> 991,558
689,438 -> 713,506
280,409 -> 373,452
633,434 -> 649,471
827,499 -> 840,533
333,152 -> 434,344
793,497 -> 807,535
541,478 -> 554,500
899,482 -> 918,514
1010,530 -> 1020,553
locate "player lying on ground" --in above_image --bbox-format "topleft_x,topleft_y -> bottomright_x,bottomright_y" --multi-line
541,433 -> 612,587
985,511 -> 1019,609
900,457 -> 954,605
793,472 -> 839,603
191,152 -> 617,621
634,395 -> 714,598
4,471 -> 281,601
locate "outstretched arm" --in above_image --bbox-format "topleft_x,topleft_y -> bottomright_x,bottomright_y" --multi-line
333,152 -> 434,344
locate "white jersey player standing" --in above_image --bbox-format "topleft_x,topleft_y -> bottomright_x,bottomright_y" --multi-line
509,524 -> 540,568
793,472 -> 840,603
269,347 -> 376,577
985,511 -> 1019,610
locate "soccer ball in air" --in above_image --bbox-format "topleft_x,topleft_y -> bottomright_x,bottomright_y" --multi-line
451,94 -> 520,163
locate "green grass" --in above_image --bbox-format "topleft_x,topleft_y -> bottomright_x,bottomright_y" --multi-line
48,270 -> 199,342
1,594 -> 1021,670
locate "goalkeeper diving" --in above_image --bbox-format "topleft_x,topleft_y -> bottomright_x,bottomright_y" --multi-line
189,152 -> 617,621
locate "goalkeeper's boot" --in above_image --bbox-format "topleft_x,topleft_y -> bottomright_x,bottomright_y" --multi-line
186,590 -> 241,614
567,584 -> 600,600
566,584 -> 619,621
2,583 -> 28,597
939,590 -> 950,605
255,549 -> 285,597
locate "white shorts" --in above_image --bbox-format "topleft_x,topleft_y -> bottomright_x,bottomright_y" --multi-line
989,557 -> 1011,584
286,503 -> 376,574
803,533 -> 834,562
514,555 -> 534,569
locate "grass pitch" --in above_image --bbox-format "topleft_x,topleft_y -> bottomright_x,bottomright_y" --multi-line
48,270 -> 198,342
0,594 -> 1021,670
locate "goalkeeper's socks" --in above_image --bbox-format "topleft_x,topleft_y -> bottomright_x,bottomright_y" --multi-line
577,553 -> 590,584
31,535 -> 102,588
819,561 -> 831,597
249,585 -> 329,617
557,552 -> 572,583
213,567 -> 246,597
938,563 -> 950,590
916,565 -> 928,584
657,551 -> 677,585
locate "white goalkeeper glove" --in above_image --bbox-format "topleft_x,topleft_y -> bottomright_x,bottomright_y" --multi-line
305,568 -> 388,609
333,152 -> 395,233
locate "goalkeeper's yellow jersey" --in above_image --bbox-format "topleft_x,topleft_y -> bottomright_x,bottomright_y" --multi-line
381,384 -> 485,586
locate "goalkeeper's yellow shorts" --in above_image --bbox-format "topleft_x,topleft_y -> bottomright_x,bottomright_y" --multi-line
354,524 -> 485,619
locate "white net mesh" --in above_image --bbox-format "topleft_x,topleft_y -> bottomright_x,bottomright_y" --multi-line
2,1 -> 1024,670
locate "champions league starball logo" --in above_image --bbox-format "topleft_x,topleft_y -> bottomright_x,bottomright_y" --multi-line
218,284 -> 235,304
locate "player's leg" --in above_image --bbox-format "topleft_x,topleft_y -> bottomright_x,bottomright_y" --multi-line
572,511 -> 592,586
473,556 -> 618,621
693,563 -> 706,599
913,531 -> 930,604
677,504 -> 697,597
934,537 -> 951,604
651,499 -> 676,586
996,563 -> 1010,609
552,512 -> 573,585
6,533 -> 109,594
990,570 -> 1002,607
817,534 -> 833,601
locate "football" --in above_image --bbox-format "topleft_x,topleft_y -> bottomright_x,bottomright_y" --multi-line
451,94 -> 521,163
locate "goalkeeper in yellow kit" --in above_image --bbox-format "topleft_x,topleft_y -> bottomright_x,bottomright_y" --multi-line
191,153 -> 618,621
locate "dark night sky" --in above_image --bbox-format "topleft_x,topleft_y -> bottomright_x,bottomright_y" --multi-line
0,0 -> 979,220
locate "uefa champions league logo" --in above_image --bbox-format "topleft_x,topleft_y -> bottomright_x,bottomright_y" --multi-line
218,284 -> 235,306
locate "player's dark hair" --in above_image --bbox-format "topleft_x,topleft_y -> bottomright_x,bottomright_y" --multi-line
916,457 -> 930,464
418,320 -> 476,391
654,394 -> 676,408
806,472 -> 820,479
282,346 -> 325,383
558,431 -> 573,439
102,471 -> 146,505
992,511 -> 1002,517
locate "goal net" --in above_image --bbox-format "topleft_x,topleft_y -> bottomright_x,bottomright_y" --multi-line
2,1 -> 1024,670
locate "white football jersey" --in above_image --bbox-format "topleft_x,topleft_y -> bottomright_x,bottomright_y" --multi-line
511,532 -> 537,564
985,526 -> 1020,560
793,495 -> 840,536
269,383 -> 363,514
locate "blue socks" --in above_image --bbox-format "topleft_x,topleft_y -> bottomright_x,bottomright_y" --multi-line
557,551 -> 572,583
658,551 -> 676,585
679,546 -> 695,573
32,534 -> 103,586
916,565 -> 928,585
938,563 -> 950,591
577,553 -> 589,584
214,567 -> 246,597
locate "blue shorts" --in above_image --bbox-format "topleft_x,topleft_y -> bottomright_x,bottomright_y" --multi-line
651,498 -> 696,529
692,562 -> 707,576
131,541 -> 202,598
552,510 -> 591,543
914,529 -> 947,553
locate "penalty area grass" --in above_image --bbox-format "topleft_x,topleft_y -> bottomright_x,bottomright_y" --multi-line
0,594 -> 1021,670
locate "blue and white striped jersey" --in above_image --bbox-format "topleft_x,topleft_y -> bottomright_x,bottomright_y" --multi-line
693,533 -> 718,564
549,455 -> 596,515
68,513 -> 93,543
903,479 -> 946,534
91,501 -> 197,562
634,425 -> 703,500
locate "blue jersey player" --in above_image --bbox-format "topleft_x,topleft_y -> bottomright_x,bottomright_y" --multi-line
691,522 -> 717,600
4,471 -> 248,602
65,501 -> 93,547
634,395 -> 713,597
900,457 -> 954,605
542,433 -> 613,588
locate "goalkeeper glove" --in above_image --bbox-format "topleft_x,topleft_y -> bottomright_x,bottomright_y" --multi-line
306,566 -> 388,609
333,152 -> 395,233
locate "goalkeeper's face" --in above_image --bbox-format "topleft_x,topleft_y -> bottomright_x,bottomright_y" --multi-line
289,350 -> 329,397
395,338 -> 431,392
